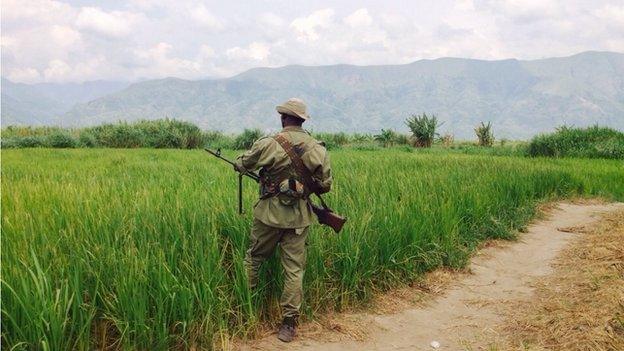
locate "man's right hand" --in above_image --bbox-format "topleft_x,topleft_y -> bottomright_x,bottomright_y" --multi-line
233,160 -> 247,173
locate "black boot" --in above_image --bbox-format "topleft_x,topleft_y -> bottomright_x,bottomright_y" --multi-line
277,316 -> 297,342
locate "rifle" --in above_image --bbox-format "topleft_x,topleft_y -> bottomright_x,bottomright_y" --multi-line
205,148 -> 255,214
204,148 -> 346,233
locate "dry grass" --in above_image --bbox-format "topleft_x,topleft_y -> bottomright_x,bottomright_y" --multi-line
500,209 -> 624,351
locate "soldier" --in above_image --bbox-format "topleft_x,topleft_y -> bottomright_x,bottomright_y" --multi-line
234,98 -> 332,342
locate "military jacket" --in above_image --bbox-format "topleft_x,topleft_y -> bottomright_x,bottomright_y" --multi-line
235,126 -> 332,229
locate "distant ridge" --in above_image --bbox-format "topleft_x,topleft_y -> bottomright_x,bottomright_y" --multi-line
2,51 -> 623,139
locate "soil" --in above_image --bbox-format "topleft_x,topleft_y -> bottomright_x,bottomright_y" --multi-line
239,202 -> 624,351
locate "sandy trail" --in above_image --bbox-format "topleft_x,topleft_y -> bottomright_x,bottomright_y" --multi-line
241,202 -> 624,351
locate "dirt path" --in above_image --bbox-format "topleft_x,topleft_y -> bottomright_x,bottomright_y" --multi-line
241,202 -> 624,351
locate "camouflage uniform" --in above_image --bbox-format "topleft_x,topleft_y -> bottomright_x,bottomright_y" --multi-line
234,125 -> 332,319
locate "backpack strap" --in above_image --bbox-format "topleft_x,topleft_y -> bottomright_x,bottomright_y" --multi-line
273,133 -> 320,196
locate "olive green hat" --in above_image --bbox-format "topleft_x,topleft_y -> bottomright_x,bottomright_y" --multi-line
276,98 -> 309,120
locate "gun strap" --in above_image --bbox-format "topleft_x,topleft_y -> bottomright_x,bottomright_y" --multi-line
273,133 -> 327,207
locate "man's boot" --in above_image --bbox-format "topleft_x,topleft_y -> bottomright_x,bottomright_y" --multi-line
277,316 -> 297,342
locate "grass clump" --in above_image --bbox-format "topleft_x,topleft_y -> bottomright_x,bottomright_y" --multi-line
527,125 -> 624,159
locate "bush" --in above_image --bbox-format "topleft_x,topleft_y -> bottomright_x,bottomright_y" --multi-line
352,133 -> 373,143
374,129 -> 397,147
394,133 -> 410,145
1,138 -> 19,148
314,132 -> 351,149
203,131 -> 235,149
78,132 -> 98,147
405,113 -> 442,148
15,136 -> 46,148
234,129 -> 263,150
46,132 -> 78,148
151,120 -> 203,149
439,133 -> 454,147
527,125 -> 624,159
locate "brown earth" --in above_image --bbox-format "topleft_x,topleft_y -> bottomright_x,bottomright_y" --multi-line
237,201 -> 624,351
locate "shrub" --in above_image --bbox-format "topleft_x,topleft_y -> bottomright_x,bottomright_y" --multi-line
1,138 -> 19,148
234,128 -> 263,150
314,132 -> 351,148
527,125 -> 624,159
88,123 -> 143,148
352,133 -> 372,143
475,122 -> 495,147
374,129 -> 397,147
405,113 -> 442,148
439,133 -> 454,148
15,136 -> 46,148
78,132 -> 98,147
46,132 -> 78,148
203,131 -> 235,149
320,139 -> 341,151
160,120 -> 203,149
394,133 -> 410,145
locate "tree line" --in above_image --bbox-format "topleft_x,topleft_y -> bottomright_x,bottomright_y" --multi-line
2,117 -> 622,159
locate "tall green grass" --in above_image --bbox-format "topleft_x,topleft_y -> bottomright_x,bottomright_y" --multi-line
527,125 -> 624,159
2,149 -> 623,349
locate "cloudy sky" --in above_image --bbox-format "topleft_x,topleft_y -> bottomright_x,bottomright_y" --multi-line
2,0 -> 623,83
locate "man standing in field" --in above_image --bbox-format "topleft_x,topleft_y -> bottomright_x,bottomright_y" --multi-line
234,98 -> 332,342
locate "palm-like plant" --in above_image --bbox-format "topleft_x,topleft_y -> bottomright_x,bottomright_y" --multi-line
374,129 -> 397,147
405,113 -> 442,147
475,121 -> 494,147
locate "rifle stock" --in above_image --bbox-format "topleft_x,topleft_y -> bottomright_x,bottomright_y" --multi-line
311,203 -> 347,233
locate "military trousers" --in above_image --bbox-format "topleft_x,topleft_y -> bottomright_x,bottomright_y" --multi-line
245,218 -> 308,318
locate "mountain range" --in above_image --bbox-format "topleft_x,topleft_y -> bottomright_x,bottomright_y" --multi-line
2,51 -> 623,139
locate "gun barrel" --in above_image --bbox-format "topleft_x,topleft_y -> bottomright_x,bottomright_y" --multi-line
204,148 -> 260,182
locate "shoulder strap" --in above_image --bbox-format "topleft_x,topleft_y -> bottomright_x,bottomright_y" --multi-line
273,133 -> 319,195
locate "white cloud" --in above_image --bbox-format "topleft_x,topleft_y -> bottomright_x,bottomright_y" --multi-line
132,42 -> 202,79
259,12 -> 285,27
76,7 -> 143,38
190,4 -> 224,30
43,59 -> 72,81
344,8 -> 372,27
593,4 -> 624,29
226,42 -> 270,61
49,25 -> 82,47
198,44 -> 216,59
1,0 -> 75,24
6,67 -> 41,83
486,0 -> 560,23
291,8 -> 335,41
1,1 -> 622,83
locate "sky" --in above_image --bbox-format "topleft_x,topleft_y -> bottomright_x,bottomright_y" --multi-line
1,0 -> 623,84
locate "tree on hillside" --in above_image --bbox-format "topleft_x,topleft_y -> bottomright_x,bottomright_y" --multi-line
405,113 -> 442,148
475,121 -> 494,147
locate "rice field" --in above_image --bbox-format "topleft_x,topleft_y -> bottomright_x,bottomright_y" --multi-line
2,148 -> 623,350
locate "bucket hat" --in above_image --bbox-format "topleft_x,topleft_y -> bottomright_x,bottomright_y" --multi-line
276,98 -> 309,120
